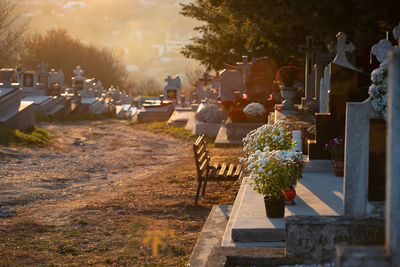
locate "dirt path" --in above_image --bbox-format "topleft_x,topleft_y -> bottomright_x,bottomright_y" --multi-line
1,120 -> 190,224
0,120 -> 242,266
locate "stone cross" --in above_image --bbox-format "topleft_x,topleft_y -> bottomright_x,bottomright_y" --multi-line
73,65 -> 85,79
199,72 -> 212,87
372,39 -> 394,64
299,36 -> 320,105
332,32 -> 356,69
236,55 -> 253,81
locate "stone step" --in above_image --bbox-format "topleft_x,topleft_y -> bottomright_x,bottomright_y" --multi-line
223,172 -> 344,245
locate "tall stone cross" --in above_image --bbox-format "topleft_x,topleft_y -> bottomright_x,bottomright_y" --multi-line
73,65 -> 85,80
332,32 -> 356,70
236,55 -> 252,81
299,36 -> 320,105
199,72 -> 212,87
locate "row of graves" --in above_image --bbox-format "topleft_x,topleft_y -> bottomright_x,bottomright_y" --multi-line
188,24 -> 400,266
0,64 -> 135,130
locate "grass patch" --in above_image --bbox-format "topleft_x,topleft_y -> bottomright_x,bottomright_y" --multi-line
146,122 -> 195,141
0,126 -> 51,147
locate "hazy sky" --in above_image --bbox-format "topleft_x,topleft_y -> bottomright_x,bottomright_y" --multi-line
17,0 -> 202,80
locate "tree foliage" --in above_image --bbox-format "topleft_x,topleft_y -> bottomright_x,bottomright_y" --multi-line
180,0 -> 400,70
0,0 -> 28,66
21,29 -> 128,89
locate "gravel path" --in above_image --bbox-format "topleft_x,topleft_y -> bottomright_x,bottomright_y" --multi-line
0,120 -> 191,224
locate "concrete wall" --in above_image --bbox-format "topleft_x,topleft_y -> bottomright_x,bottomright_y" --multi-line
285,216 -> 384,264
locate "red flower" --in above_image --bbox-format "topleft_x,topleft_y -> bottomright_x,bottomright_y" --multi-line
276,66 -> 302,87
227,108 -> 247,122
221,100 -> 235,110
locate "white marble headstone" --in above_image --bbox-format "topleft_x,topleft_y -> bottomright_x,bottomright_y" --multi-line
372,39 -> 394,64
332,32 -> 356,70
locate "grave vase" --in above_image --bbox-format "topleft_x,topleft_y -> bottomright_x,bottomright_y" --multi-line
264,197 -> 285,218
280,86 -> 298,110
333,157 -> 344,177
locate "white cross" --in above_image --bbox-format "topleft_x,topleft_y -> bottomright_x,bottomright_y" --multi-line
333,32 -> 356,69
372,39 -> 394,63
73,65 -> 85,78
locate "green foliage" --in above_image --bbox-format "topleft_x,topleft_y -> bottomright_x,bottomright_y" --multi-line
180,0 -> 400,70
248,151 -> 302,199
0,126 -> 51,147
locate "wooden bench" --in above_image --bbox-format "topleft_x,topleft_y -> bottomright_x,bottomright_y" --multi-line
193,134 -> 242,204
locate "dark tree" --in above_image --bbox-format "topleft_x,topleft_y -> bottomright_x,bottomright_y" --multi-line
22,28 -> 128,89
180,0 -> 400,70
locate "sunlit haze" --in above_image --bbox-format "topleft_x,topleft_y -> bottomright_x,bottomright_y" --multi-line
17,0 -> 202,82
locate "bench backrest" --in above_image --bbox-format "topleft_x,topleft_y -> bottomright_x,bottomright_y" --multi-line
193,134 -> 210,179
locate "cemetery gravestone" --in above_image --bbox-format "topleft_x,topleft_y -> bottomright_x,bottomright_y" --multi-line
37,62 -> 50,90
245,56 -> 277,103
308,63 -> 370,159
163,75 -> 181,102
220,69 -> 244,100
299,36 -> 320,106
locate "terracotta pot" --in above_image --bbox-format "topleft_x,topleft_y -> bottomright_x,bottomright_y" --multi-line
263,197 -> 285,218
334,157 -> 344,177
282,188 -> 296,201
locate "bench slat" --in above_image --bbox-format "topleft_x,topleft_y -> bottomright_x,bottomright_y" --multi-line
194,135 -> 205,147
218,163 -> 227,177
199,156 -> 210,173
226,164 -> 235,177
198,150 -> 208,163
233,164 -> 242,178
196,144 -> 207,157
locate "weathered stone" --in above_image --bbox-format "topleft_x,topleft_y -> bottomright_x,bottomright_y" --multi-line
286,216 -> 384,264
245,57 -> 277,102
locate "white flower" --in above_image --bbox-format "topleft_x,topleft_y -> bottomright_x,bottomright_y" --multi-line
243,103 -> 265,117
369,61 -> 388,118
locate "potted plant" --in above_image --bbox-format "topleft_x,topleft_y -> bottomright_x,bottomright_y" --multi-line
242,120 -> 294,155
243,102 -> 266,123
324,136 -> 345,176
276,66 -> 302,110
246,150 -> 302,218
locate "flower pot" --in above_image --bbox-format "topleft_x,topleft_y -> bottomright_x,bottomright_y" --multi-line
280,86 -> 298,110
334,157 -> 344,177
263,197 -> 285,218
282,188 -> 296,201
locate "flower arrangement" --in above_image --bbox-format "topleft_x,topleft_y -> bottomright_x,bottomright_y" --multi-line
227,108 -> 247,122
243,103 -> 266,118
242,121 -> 293,155
369,60 -> 388,119
246,150 -> 302,199
324,136 -> 345,160
221,100 -> 235,111
276,66 -> 302,87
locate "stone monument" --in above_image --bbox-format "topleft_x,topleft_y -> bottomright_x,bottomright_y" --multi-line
163,75 -> 181,102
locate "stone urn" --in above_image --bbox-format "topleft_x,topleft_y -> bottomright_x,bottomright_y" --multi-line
280,86 -> 298,110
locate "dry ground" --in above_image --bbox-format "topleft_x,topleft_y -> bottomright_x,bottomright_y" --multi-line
0,120 -> 243,266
